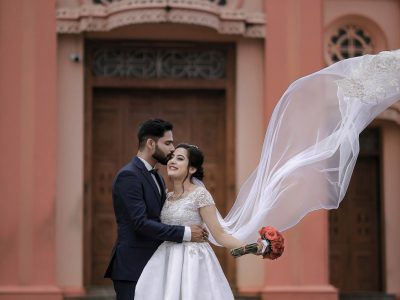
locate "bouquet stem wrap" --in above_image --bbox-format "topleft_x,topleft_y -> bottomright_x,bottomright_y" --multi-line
230,242 -> 262,257
230,226 -> 284,260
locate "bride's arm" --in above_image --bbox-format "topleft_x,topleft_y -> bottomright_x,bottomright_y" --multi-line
199,205 -> 244,249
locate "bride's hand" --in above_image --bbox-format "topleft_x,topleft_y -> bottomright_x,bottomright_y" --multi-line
255,240 -> 265,255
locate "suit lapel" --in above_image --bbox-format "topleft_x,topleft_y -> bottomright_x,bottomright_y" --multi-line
158,174 -> 167,204
133,157 -> 162,205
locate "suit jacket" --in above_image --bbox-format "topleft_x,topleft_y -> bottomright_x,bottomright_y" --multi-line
104,156 -> 185,282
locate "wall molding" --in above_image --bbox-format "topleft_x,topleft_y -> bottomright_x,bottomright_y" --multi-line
56,0 -> 265,38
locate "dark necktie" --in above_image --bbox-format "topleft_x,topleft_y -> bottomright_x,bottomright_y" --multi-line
149,169 -> 163,196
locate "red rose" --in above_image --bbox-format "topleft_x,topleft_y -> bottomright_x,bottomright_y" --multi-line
259,226 -> 279,241
263,251 -> 280,260
258,228 -> 266,236
271,240 -> 284,254
258,226 -> 285,260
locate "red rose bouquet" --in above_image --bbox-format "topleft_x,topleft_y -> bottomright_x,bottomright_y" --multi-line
230,226 -> 285,260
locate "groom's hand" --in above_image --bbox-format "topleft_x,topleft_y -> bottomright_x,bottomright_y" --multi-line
190,225 -> 209,242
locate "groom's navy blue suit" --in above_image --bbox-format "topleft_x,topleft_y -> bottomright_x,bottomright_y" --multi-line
104,156 -> 185,299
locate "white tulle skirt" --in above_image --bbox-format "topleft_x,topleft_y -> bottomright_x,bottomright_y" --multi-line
135,241 -> 234,300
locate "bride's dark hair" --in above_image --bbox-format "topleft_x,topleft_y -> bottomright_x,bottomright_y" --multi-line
175,143 -> 204,181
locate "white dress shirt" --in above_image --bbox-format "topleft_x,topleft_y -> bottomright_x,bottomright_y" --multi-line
138,157 -> 191,241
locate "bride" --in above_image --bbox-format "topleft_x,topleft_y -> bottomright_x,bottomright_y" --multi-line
135,49 -> 400,299
134,143 -> 256,300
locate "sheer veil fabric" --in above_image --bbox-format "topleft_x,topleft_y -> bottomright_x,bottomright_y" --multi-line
200,50 -> 400,245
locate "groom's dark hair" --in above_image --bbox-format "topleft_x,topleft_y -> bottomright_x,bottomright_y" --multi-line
137,118 -> 173,150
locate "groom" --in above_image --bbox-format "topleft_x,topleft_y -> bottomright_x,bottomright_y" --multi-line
104,119 -> 208,300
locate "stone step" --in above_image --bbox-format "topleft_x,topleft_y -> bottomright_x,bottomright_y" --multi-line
65,287 -> 260,300
65,288 -> 396,300
340,293 -> 396,300
64,287 -> 114,300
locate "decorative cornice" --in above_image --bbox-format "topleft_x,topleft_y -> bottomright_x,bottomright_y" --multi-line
56,0 -> 265,38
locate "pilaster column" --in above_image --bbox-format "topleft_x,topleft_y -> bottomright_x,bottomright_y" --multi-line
0,1 -> 61,299
263,1 -> 337,299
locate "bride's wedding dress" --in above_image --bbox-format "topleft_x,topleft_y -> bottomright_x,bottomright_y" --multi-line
134,186 -> 234,300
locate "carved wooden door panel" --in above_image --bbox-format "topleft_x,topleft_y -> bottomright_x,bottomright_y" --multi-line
91,88 -> 227,285
329,129 -> 382,292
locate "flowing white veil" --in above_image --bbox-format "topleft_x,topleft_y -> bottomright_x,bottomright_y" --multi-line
197,50 -> 400,245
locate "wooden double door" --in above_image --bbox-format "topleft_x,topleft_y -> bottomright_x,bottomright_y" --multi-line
329,128 -> 383,294
90,88 -> 232,285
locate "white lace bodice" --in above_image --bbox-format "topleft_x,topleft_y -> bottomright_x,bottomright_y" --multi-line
160,186 -> 215,226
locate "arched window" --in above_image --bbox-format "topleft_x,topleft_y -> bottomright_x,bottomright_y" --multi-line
324,16 -> 387,64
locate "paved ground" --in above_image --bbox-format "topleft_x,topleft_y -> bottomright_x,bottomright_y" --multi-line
65,287 -> 397,300
65,286 -> 261,300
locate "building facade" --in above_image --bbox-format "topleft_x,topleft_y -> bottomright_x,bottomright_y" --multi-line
0,0 -> 399,299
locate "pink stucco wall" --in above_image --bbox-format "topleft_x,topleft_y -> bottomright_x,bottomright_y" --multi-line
0,1 -> 61,299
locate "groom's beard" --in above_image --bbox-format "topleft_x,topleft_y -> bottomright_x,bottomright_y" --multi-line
152,145 -> 169,165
